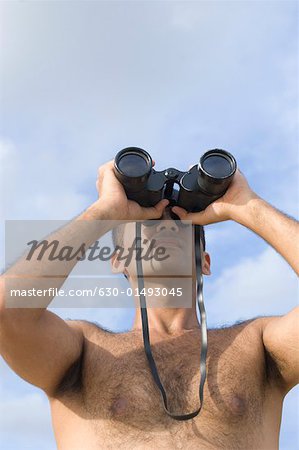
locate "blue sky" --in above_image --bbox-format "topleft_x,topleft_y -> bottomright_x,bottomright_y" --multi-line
0,1 -> 298,449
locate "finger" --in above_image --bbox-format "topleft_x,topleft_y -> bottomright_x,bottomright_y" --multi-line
171,208 -> 192,225
172,206 -> 216,225
155,198 -> 169,213
172,206 -> 206,225
141,199 -> 169,219
103,164 -> 122,187
98,160 -> 114,174
171,206 -> 189,219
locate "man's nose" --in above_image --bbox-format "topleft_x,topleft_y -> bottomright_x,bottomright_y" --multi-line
156,218 -> 179,233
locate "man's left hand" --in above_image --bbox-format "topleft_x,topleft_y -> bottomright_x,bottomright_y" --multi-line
172,169 -> 258,225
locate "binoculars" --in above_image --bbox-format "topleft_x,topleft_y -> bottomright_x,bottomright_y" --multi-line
114,147 -> 237,212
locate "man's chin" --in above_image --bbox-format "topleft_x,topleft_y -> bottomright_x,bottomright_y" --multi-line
139,261 -> 192,277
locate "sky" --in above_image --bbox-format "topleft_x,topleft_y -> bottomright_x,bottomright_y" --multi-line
0,0 -> 298,449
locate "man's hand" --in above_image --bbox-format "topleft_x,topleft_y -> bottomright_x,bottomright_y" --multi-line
92,160 -> 169,222
172,166 -> 299,274
172,169 -> 258,225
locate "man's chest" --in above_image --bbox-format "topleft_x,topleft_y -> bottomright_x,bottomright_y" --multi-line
79,328 -> 266,436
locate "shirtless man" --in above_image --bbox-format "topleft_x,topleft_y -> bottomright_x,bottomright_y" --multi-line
0,160 -> 298,450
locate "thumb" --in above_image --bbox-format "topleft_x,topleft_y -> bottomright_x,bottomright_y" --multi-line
171,205 -> 216,225
141,199 -> 169,220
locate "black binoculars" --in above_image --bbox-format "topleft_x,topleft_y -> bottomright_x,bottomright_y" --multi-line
114,147 -> 237,212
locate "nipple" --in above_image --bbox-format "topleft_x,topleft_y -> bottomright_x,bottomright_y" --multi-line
230,395 -> 246,416
111,397 -> 128,416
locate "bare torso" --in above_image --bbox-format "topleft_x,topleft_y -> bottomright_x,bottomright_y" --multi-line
48,319 -> 284,450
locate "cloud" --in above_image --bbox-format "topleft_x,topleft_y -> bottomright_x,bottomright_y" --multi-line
204,246 -> 298,327
280,385 -> 299,450
0,138 -> 20,211
0,392 -> 47,434
0,136 -> 92,221
0,391 -> 55,449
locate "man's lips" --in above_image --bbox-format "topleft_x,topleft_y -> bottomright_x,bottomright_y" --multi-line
152,238 -> 182,248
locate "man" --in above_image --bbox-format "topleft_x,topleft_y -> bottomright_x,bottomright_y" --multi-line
0,160 -> 298,450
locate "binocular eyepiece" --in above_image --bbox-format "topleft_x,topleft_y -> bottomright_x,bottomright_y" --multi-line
114,147 -> 237,212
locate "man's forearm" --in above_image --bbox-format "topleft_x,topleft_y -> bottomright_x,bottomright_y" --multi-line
231,196 -> 299,275
0,201 -> 113,316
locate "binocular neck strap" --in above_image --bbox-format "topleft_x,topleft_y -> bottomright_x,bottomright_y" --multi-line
135,222 -> 208,421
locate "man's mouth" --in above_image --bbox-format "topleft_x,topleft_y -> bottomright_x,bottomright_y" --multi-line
152,238 -> 182,249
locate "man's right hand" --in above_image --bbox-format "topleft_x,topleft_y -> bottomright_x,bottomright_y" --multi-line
92,160 -> 169,222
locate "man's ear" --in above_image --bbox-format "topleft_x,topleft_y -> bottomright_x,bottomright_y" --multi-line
111,251 -> 129,277
202,252 -> 211,276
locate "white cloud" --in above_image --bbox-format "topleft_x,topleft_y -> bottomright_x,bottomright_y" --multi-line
280,385 -> 299,450
0,136 -> 91,221
0,392 -> 47,433
0,138 -> 20,211
0,391 -> 55,449
0,138 -> 15,164
205,247 -> 298,327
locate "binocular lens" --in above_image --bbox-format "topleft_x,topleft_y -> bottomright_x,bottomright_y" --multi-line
201,154 -> 234,178
118,153 -> 149,177
114,147 -> 153,193
196,149 -> 237,197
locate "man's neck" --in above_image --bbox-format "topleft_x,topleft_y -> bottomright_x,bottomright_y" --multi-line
132,306 -> 200,336
131,277 -> 200,336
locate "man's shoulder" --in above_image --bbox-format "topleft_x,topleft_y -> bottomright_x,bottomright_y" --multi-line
64,318 -> 131,341
53,319 -> 124,398
209,316 -> 277,351
211,316 -> 279,334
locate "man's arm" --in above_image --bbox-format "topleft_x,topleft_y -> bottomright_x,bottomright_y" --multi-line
0,203 -> 112,396
224,187 -> 299,391
230,195 -> 299,275
262,307 -> 299,392
0,160 -> 168,396
172,168 -> 299,389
